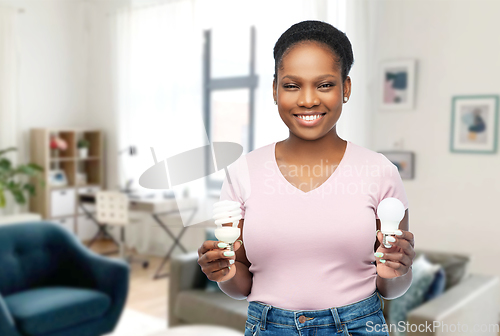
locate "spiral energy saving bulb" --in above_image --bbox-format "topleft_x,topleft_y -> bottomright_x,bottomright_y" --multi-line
377,197 -> 405,248
212,200 -> 242,251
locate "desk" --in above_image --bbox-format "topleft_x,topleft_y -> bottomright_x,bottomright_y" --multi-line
79,194 -> 198,279
0,213 -> 42,225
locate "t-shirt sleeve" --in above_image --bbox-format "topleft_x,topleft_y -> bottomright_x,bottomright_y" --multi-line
375,155 -> 410,220
219,155 -> 250,219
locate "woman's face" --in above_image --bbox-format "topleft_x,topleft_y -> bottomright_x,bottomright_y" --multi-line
273,41 -> 351,141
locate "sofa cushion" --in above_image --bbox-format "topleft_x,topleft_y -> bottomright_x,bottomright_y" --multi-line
382,250 -> 469,324
4,286 -> 111,336
175,289 -> 247,329
424,267 -> 446,301
417,250 -> 469,290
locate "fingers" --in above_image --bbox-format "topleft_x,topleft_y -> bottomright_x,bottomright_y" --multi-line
376,231 -> 384,244
394,229 -> 415,248
200,247 -> 235,265
374,251 -> 412,268
234,239 -> 243,252
376,231 -> 394,251
378,258 -> 410,275
198,240 -> 243,257
208,265 -> 232,281
376,229 -> 414,242
374,229 -> 415,273
377,231 -> 415,254
206,258 -> 233,281
198,240 -> 232,257
387,232 -> 416,261
198,240 -> 236,281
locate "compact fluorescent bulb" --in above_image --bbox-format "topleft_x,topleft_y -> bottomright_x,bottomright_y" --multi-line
212,200 -> 242,251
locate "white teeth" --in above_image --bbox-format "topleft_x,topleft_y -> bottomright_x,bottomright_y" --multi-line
298,114 -> 322,121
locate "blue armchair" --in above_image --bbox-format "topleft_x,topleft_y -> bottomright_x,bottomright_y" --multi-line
0,221 -> 129,336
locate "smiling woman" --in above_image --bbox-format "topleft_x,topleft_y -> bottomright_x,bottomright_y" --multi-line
273,41 -> 350,150
197,20 -> 413,336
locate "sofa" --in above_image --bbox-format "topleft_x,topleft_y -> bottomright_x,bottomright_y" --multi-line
0,221 -> 130,336
169,249 -> 499,335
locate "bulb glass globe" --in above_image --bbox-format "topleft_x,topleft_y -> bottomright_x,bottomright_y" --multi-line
377,197 -> 405,248
213,200 -> 242,251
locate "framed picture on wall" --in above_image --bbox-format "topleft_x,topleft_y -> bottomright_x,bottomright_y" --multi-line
450,95 -> 499,154
380,59 -> 417,110
379,151 -> 415,180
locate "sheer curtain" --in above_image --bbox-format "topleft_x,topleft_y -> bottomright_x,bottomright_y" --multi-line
109,0 -> 368,234
338,0 -> 372,148
110,0 -> 204,196
0,6 -> 20,215
109,1 -> 205,252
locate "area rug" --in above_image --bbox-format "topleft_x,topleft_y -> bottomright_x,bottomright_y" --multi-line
105,309 -> 167,336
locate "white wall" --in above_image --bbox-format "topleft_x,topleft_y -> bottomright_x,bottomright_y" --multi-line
0,0 -> 131,185
0,0 -> 92,162
86,0 -> 128,191
367,0 -> 500,281
10,0 -> 499,272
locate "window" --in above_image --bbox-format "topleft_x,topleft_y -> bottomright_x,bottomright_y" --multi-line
204,27 -> 257,191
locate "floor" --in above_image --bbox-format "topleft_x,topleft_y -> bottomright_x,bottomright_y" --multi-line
89,239 -> 169,320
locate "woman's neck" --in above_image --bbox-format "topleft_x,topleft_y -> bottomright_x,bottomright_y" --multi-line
280,130 -> 346,163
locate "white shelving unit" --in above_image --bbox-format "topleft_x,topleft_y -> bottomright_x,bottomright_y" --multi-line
29,128 -> 104,242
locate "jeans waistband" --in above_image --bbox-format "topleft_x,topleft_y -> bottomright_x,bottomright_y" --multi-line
247,290 -> 384,332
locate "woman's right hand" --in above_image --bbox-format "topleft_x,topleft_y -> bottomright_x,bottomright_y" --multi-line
198,240 -> 243,283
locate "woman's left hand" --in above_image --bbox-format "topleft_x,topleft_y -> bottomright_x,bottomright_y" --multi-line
374,230 -> 415,279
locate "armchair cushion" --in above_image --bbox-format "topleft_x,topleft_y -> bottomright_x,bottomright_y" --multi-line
175,289 -> 248,330
4,287 -> 111,336
0,221 -> 129,336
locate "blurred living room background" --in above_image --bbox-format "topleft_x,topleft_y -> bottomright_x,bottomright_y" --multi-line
0,0 -> 499,335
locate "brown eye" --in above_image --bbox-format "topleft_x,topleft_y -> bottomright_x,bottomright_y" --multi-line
319,83 -> 334,89
283,84 -> 298,89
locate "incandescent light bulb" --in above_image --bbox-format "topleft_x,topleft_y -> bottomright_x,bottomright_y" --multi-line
377,197 -> 405,248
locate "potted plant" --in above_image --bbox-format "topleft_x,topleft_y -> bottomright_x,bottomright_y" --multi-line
50,136 -> 68,157
77,139 -> 90,158
0,147 -> 44,209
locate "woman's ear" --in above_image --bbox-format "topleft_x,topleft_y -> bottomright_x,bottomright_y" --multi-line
272,79 -> 277,102
343,76 -> 352,99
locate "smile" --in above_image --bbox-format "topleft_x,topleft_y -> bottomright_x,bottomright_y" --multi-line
293,113 -> 326,126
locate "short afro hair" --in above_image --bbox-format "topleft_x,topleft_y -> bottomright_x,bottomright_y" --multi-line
273,20 -> 354,83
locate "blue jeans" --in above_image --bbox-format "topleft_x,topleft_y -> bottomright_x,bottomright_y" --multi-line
244,290 -> 389,336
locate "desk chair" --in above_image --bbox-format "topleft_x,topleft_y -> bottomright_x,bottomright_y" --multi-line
96,191 -> 149,269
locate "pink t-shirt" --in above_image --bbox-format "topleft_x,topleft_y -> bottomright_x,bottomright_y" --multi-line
219,140 -> 409,310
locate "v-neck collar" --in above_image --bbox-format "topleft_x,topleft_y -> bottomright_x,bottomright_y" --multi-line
271,140 -> 351,195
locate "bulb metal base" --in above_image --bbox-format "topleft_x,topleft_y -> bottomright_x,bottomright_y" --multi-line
382,233 -> 394,248
225,242 -> 235,252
